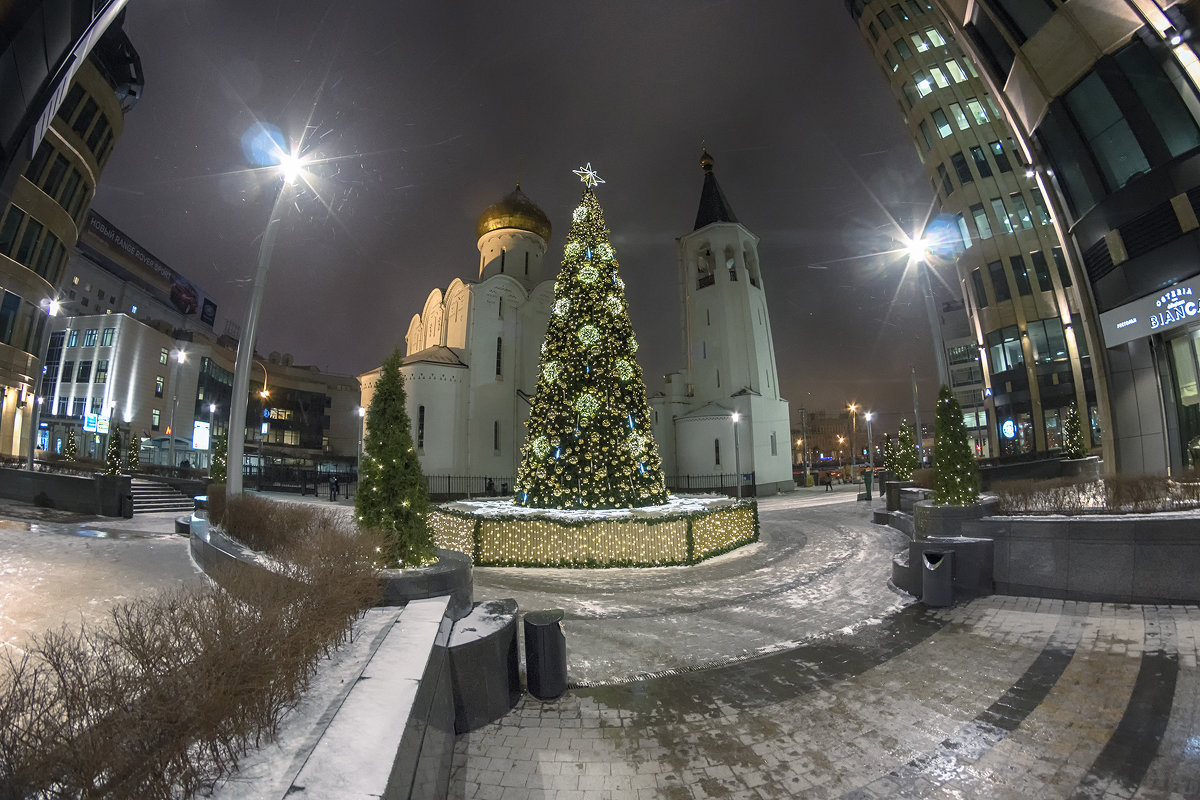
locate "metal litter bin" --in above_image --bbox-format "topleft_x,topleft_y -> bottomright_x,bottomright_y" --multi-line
524,609 -> 566,700
922,550 -> 954,607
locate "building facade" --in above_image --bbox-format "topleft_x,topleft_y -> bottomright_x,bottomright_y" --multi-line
846,0 -> 1105,466
359,186 -> 556,489
0,7 -> 141,459
649,151 -> 794,494
38,215 -> 359,472
924,0 -> 1200,474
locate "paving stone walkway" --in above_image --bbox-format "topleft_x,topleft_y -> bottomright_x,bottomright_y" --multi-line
452,492 -> 1200,799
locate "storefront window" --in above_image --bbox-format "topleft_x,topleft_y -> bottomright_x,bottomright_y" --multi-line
1170,331 -> 1200,468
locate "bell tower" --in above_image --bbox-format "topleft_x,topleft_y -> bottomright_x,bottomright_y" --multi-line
653,150 -> 794,494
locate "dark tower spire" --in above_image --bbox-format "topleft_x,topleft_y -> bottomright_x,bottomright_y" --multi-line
693,149 -> 740,230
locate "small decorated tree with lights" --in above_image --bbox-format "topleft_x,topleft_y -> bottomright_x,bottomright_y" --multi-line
357,349 -> 435,567
126,431 -> 141,472
104,429 -> 123,476
514,165 -> 668,509
882,434 -> 896,476
208,433 -> 225,482
932,385 -> 980,506
893,420 -> 919,481
64,429 -> 77,462
1062,402 -> 1088,459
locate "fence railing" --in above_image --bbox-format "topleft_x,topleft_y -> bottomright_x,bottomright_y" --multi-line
665,473 -> 756,497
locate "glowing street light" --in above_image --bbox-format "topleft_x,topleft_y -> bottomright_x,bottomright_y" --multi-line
167,348 -> 187,470
847,402 -> 859,480
865,411 -> 875,501
26,297 -> 59,469
227,125 -> 310,497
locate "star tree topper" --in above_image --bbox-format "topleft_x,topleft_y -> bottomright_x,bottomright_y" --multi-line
573,162 -> 605,188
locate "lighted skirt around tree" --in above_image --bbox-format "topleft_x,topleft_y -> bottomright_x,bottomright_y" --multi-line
428,495 -> 758,568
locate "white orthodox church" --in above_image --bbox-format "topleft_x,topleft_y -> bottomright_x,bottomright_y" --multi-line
360,152 -> 793,495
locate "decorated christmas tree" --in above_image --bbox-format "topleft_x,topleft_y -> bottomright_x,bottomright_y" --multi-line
126,431 -> 141,472
104,429 -> 123,476
356,349 -> 435,567
1062,402 -> 1088,459
64,429 -> 77,461
932,385 -> 980,506
894,420 -> 919,480
515,165 -> 668,509
208,433 -> 225,482
881,434 -> 896,476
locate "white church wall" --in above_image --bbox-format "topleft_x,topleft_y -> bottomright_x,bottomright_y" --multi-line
404,364 -> 467,476
443,279 -> 470,351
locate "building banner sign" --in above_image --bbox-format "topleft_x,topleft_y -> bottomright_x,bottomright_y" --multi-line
1099,275 -> 1200,348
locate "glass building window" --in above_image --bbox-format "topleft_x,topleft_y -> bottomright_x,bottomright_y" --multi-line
1115,42 -> 1200,159
988,260 -> 1012,301
1031,189 -> 1051,224
956,214 -> 972,249
946,59 -> 969,83
910,32 -> 930,53
417,405 -> 425,449
152,409 -> 160,431
987,326 -> 1024,373
155,375 -> 164,398
95,359 -> 108,384
950,102 -> 970,130
966,98 -> 989,124
62,360 -> 74,382
915,71 -> 934,97
990,197 -> 1015,234
929,65 -> 950,88
892,3 -> 909,21
0,206 -> 24,255
919,119 -> 934,149
868,21 -> 880,41
932,108 -> 952,137
67,329 -> 78,347
76,361 -> 91,383
989,140 -> 1012,172
1066,73 -> 1150,191
969,146 -> 993,177
878,9 -> 895,28
1031,251 -> 1054,291
1052,247 -> 1071,287
894,37 -> 912,60
971,203 -> 993,239
159,348 -> 168,364
1011,256 -> 1032,295
938,163 -> 954,196
904,0 -> 924,16
886,48 -> 899,72
951,152 -> 973,184
82,328 -> 97,347
100,327 -> 114,347
926,27 -> 947,47
1010,193 -> 1034,229
972,268 -> 989,308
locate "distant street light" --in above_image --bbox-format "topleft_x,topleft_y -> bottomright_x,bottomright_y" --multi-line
227,127 -> 308,497
865,411 -> 875,501
167,347 -> 187,470
847,402 -> 859,480
356,406 -> 366,488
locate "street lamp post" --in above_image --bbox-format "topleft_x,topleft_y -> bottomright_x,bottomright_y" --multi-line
847,402 -> 858,481
167,348 -> 186,471
356,406 -> 366,494
227,145 -> 303,497
865,411 -> 875,500
26,298 -> 59,469
731,411 -> 742,499
207,402 -> 216,468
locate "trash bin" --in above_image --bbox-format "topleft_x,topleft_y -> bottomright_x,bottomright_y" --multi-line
120,493 -> 134,519
863,470 -> 873,499
922,550 -> 954,607
524,609 -> 566,700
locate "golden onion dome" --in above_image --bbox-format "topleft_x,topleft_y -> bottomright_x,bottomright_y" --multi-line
476,185 -> 552,243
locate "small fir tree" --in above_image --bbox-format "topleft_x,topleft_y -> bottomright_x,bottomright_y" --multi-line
64,429 -> 78,461
514,165 -> 668,509
1062,402 -> 1088,459
894,420 -> 919,480
932,385 -> 980,506
356,349 -> 434,568
104,429 -> 123,476
126,432 -> 141,472
209,433 -> 226,483
882,434 -> 896,475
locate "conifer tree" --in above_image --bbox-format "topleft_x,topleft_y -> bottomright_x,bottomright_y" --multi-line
208,433 -> 225,482
356,349 -> 434,567
64,429 -> 77,461
126,431 -> 141,472
882,434 -> 896,475
894,420 -> 919,480
515,165 -> 668,509
104,429 -> 123,476
932,385 -> 980,506
1062,402 -> 1088,459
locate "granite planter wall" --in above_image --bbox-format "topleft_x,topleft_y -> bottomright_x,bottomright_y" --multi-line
913,497 -> 999,539
0,468 -> 130,516
961,515 -> 1200,603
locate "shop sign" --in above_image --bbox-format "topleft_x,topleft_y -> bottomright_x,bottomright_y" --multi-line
1099,275 -> 1200,348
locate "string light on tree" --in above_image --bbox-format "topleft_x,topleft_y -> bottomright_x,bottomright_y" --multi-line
932,385 -> 981,506
514,164 -> 668,509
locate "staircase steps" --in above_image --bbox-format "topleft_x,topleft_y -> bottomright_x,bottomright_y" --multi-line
130,479 -> 196,514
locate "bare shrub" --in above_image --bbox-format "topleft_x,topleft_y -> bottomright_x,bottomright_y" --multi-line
0,500 -> 381,799
222,493 -> 343,556
1104,474 -> 1169,513
206,483 -> 227,526
992,476 -> 1105,516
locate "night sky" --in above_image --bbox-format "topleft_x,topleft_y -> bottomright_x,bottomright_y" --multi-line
92,1 -> 942,436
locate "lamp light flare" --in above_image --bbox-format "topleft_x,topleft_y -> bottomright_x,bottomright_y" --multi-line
906,237 -> 930,262
279,151 -> 304,185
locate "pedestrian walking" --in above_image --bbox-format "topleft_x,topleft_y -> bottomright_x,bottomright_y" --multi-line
486,478 -> 496,496
329,475 -> 339,502
824,472 -> 833,492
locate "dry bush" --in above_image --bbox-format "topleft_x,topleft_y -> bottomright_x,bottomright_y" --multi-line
0,501 -> 381,799
206,483 -> 227,526
222,493 -> 343,556
992,477 -> 1102,515
911,468 -> 935,489
1103,474 -> 1170,513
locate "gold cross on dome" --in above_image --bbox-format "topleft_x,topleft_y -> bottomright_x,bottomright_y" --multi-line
573,163 -> 605,187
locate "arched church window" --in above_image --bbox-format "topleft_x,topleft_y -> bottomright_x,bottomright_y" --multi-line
417,406 -> 425,450
697,247 -> 715,289
715,438 -> 721,466
744,248 -> 760,288
725,247 -> 737,281
495,337 -> 503,377
500,248 -> 506,273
